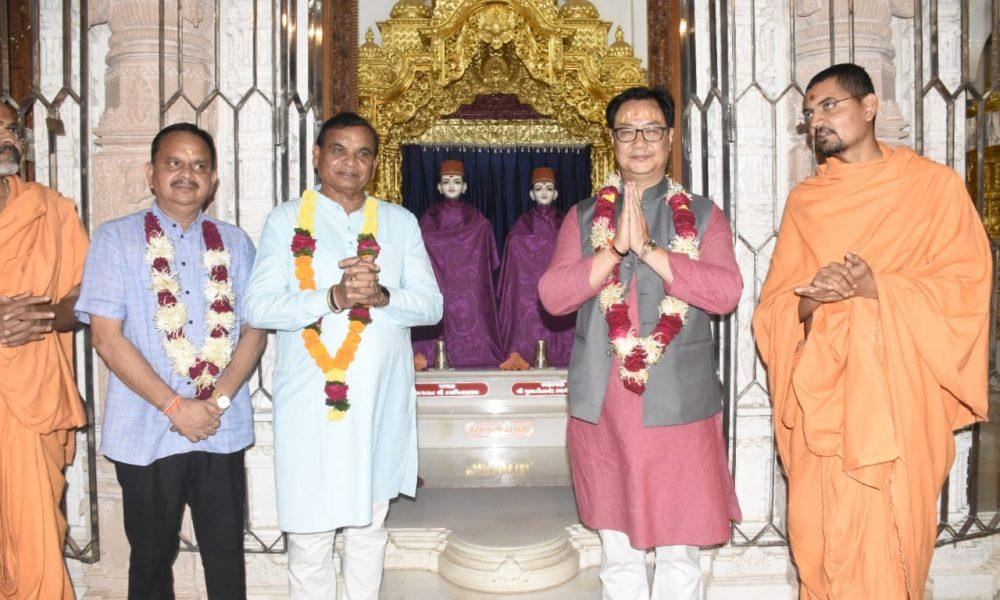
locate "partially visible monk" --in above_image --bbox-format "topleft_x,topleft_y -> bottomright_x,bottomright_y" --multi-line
0,102 -> 88,599
753,63 -> 991,599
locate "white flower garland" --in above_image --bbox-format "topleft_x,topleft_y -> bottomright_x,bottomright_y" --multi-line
593,174 -> 701,392
144,220 -> 235,392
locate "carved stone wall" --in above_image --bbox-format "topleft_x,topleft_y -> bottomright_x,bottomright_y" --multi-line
90,0 -> 215,226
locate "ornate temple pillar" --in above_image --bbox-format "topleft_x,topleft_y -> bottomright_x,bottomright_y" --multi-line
83,0 -> 216,595
790,0 -> 912,184
90,0 -> 215,226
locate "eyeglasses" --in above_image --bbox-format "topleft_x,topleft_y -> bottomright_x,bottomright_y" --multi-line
611,126 -> 669,143
1,124 -> 26,142
800,95 -> 863,123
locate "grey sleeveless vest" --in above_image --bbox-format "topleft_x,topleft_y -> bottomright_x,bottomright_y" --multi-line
568,178 -> 722,427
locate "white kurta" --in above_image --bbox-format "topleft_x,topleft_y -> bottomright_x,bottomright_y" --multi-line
245,191 -> 443,533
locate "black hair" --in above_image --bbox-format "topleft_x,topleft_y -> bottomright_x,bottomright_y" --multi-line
605,86 -> 675,129
150,122 -> 217,169
315,112 -> 380,156
805,63 -> 876,98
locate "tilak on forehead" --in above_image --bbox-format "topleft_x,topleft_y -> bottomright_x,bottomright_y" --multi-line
616,102 -> 665,125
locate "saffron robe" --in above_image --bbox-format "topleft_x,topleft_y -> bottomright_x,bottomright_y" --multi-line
752,144 -> 991,599
0,175 -> 88,600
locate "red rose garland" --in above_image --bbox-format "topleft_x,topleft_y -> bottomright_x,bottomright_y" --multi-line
590,180 -> 701,395
144,213 -> 236,400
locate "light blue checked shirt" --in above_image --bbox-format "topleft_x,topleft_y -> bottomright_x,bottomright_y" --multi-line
76,202 -> 256,466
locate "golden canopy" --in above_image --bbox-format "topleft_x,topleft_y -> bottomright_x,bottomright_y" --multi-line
358,0 -> 647,202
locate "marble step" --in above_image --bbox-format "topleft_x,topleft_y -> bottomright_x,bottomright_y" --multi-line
417,447 -> 571,488
386,486 -> 596,594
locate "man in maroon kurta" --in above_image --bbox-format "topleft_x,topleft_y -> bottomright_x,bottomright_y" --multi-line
413,160 -> 502,368
497,167 -> 574,368
539,87 -> 741,599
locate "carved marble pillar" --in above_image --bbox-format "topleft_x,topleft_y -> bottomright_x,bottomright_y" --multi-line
84,1 -> 216,596
90,0 -> 215,226
791,0 -> 912,183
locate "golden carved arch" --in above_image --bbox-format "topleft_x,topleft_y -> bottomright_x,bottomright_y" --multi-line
358,0 -> 646,201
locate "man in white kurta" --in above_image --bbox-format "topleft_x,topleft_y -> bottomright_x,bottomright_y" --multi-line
244,112 -> 443,599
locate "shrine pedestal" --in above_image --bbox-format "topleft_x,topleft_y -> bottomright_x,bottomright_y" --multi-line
392,370 -> 585,593
387,487 -> 585,594
415,368 -> 572,488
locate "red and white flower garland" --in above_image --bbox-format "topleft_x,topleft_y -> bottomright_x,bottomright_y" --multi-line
590,176 -> 700,395
144,212 -> 236,400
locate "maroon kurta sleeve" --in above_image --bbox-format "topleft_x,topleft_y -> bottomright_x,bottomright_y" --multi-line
538,205 -> 599,316
664,206 -> 742,315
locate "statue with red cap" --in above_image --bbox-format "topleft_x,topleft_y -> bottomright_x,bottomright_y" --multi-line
413,159 -> 502,368
497,167 -> 574,369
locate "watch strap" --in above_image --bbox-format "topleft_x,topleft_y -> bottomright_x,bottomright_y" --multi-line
638,239 -> 658,261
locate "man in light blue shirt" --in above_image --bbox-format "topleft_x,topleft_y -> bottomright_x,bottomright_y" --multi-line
76,122 -> 265,599
245,112 -> 442,599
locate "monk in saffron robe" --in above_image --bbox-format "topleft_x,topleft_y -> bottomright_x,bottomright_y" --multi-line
0,103 -> 88,600
753,64 -> 991,599
413,159 -> 502,367
497,167 -> 574,368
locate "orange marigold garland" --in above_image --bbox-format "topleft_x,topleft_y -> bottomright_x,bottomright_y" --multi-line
292,190 -> 380,421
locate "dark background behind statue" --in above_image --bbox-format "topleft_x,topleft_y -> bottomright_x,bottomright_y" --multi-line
400,145 -> 592,253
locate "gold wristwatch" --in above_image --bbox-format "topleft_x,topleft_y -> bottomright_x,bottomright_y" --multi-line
638,238 -> 658,262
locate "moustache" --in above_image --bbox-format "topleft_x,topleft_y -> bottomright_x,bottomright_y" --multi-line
0,143 -> 22,158
0,144 -> 21,175
814,127 -> 836,137
171,179 -> 198,189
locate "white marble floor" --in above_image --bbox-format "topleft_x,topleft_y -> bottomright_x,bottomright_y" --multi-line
387,486 -> 579,544
380,569 -> 603,599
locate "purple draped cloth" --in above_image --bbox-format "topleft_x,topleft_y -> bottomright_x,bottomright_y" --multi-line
497,205 -> 575,367
413,199 -> 502,367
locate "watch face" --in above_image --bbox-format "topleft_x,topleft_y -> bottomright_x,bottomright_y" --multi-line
215,395 -> 231,410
